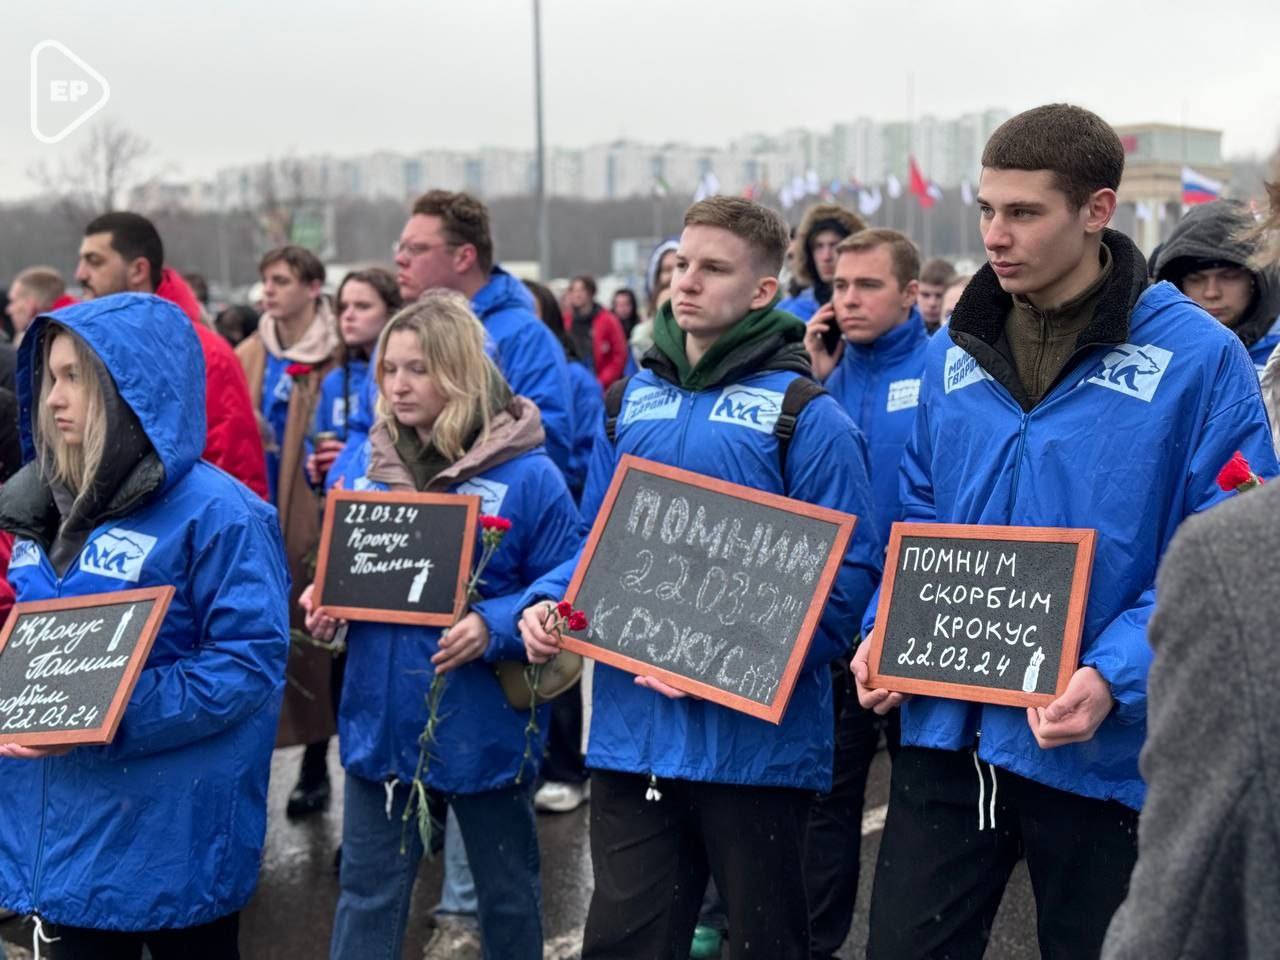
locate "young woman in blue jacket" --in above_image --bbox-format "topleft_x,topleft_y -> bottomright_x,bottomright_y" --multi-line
0,294 -> 291,959
307,267 -> 402,491
301,290 -> 581,960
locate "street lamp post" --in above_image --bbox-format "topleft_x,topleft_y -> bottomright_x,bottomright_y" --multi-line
532,0 -> 550,282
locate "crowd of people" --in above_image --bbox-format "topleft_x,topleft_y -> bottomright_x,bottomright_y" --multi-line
0,101 -> 1278,960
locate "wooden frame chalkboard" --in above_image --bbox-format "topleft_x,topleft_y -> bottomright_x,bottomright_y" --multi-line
0,586 -> 175,747
868,523 -> 1095,709
313,489 -> 480,626
561,455 -> 857,724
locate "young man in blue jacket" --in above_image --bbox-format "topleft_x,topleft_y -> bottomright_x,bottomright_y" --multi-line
853,104 -> 1279,960
801,227 -> 928,959
393,190 -> 574,474
519,196 -> 883,959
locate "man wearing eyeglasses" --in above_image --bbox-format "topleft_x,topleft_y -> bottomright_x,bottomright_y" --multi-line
394,190 -> 574,473
1153,199 -> 1280,375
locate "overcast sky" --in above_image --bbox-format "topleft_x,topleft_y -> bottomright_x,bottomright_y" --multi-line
2,0 -> 1277,201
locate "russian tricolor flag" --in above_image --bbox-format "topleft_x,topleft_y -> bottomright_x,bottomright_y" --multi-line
1182,166 -> 1223,206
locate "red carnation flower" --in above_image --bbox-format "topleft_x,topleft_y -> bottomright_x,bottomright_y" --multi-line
480,515 -> 513,532
567,611 -> 588,632
1216,451 -> 1264,492
285,362 -> 313,378
556,601 -> 574,618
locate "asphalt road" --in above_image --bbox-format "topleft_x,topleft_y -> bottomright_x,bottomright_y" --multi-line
1,742 -> 1040,960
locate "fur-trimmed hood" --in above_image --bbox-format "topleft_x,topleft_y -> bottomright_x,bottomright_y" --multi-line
791,203 -> 867,289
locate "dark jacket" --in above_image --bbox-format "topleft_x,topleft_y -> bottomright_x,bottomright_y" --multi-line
1153,200 -> 1280,369
1102,480 -> 1280,959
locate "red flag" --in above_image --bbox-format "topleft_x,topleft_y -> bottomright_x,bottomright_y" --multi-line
908,155 -> 935,209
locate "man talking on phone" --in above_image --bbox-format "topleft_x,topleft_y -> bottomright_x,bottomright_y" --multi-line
799,227 -> 928,958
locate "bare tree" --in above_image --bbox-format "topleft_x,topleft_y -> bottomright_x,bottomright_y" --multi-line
27,121 -> 160,224
253,157 -> 309,249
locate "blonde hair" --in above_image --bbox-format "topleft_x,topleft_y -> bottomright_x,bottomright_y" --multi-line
374,290 -> 504,460
1241,181 -> 1280,271
36,324 -> 107,499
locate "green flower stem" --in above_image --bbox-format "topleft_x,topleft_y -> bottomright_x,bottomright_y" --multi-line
399,525 -> 509,857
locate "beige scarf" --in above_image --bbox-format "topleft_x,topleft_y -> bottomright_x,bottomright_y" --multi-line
258,300 -> 339,363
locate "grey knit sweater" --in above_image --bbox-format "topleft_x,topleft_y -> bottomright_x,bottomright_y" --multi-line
1103,480 -> 1280,959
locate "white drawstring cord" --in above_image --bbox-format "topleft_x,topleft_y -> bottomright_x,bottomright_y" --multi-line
384,779 -> 398,819
973,751 -> 986,831
33,915 -> 59,960
988,764 -> 998,831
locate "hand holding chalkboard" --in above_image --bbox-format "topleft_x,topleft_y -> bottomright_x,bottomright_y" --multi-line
312,490 -> 480,626
867,523 -> 1095,709
0,587 -> 175,748
558,455 -> 857,725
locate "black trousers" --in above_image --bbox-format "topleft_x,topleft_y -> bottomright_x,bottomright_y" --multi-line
803,663 -> 895,959
48,912 -> 239,960
582,770 -> 812,960
867,746 -> 1138,960
541,683 -> 587,784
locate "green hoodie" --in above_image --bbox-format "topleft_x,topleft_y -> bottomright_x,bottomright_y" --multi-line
651,297 -> 807,392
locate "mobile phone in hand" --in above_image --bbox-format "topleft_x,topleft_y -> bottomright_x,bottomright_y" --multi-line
820,316 -> 842,354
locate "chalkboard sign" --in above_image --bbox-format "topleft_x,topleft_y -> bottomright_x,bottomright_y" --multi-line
313,489 -> 480,626
562,455 -> 857,724
868,523 -> 1095,708
0,586 -> 175,747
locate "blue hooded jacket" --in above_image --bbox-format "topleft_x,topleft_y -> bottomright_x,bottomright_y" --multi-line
316,357 -> 374,493
472,268 -> 575,475
0,294 -> 290,930
522,330 -> 883,792
336,403 -> 581,793
778,287 -> 820,321
823,308 -> 930,531
565,360 -> 604,501
862,236 -> 1278,810
1250,317 -> 1280,373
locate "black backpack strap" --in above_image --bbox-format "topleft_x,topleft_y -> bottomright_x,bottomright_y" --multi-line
603,376 -> 630,445
774,376 -> 826,474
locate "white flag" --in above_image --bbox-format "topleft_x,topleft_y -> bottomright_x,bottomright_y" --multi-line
857,188 -> 882,217
886,174 -> 903,199
927,183 -> 943,201
791,174 -> 806,199
779,185 -> 794,210
805,169 -> 821,196
960,179 -> 974,206
1134,201 -> 1153,223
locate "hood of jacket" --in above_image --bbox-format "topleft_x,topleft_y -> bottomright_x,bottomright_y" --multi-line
645,297 -> 812,392
645,238 -> 680,301
155,266 -> 204,326
16,293 -> 205,488
1154,199 -> 1280,347
365,395 -> 546,491
791,202 -> 867,291
471,266 -> 537,323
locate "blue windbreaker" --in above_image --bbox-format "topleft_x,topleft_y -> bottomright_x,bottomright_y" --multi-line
566,360 -> 603,501
336,412 -> 581,793
472,268 -> 575,475
823,308 -> 930,531
778,287 -> 820,321
862,270 -> 1278,810
523,346 -> 883,792
316,358 -> 374,493
1249,316 -> 1280,374
259,352 -> 293,503
314,357 -> 371,440
0,294 -> 290,930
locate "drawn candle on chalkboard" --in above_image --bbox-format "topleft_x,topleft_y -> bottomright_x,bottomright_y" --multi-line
407,561 -> 434,603
1022,646 -> 1045,693
106,604 -> 135,653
